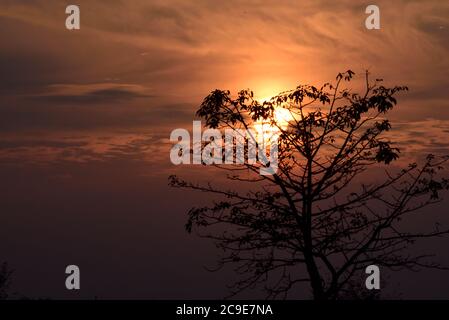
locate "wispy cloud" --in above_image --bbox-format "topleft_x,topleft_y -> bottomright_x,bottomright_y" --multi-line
33,83 -> 153,104
1,0 -> 448,129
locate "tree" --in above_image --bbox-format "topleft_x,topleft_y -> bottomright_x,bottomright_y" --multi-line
169,70 -> 449,299
0,262 -> 13,300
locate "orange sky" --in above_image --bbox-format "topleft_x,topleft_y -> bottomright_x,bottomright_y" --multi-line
1,0 -> 448,118
0,0 -> 448,168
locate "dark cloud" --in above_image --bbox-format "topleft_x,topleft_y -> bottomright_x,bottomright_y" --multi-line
0,101 -> 195,132
0,139 -> 88,149
34,87 -> 153,104
416,17 -> 449,49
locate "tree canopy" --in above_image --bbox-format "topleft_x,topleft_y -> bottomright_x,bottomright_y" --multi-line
170,70 -> 449,299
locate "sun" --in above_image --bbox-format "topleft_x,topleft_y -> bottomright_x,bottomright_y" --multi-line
252,106 -> 295,146
254,104 -> 295,131
251,92 -> 296,145
273,107 -> 295,129
252,86 -> 297,139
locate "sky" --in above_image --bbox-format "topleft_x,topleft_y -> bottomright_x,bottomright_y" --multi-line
0,0 -> 449,299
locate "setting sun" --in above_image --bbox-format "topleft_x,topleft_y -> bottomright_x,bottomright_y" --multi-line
252,106 -> 295,146
274,107 -> 295,129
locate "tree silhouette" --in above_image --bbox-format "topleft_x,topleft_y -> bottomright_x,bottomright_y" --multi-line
0,262 -> 12,300
169,70 -> 449,299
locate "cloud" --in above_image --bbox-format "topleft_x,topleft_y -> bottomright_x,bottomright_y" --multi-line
389,119 -> 449,163
33,83 -> 153,104
0,131 -> 169,168
0,100 -> 196,132
1,0 -> 449,129
0,139 -> 88,149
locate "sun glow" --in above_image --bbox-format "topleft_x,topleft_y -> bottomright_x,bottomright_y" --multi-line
251,106 -> 296,147
254,105 -> 296,131
273,107 -> 295,129
253,86 -> 298,140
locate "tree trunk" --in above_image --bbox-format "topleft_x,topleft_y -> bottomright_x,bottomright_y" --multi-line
303,158 -> 325,300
